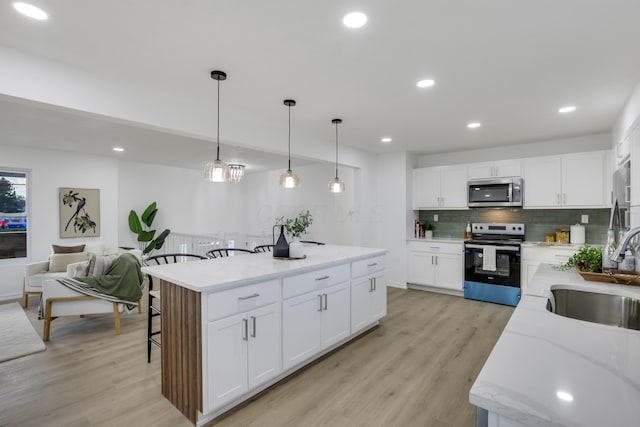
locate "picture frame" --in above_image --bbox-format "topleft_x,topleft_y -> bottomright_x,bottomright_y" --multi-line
59,187 -> 100,238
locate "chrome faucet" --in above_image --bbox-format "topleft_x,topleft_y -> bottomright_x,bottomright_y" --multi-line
611,226 -> 640,262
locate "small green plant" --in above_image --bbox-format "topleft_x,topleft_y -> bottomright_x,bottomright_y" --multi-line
423,220 -> 434,231
128,202 -> 171,255
276,210 -> 313,238
556,244 -> 602,273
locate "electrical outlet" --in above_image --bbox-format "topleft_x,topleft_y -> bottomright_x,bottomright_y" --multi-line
581,214 -> 589,224
433,214 -> 438,222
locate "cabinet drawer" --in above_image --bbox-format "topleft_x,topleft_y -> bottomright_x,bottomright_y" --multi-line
207,279 -> 280,322
351,255 -> 385,279
407,240 -> 462,255
282,263 -> 349,300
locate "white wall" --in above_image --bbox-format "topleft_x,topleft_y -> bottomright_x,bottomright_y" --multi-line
0,145 -> 119,300
242,163 -> 356,245
117,161 -> 248,248
613,79 -> 640,144
417,133 -> 611,167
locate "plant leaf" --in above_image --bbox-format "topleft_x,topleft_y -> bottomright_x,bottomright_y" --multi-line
137,230 -> 156,242
153,229 -> 171,249
128,210 -> 142,234
141,202 -> 157,225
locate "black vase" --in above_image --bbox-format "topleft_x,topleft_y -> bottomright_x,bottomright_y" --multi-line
273,225 -> 289,258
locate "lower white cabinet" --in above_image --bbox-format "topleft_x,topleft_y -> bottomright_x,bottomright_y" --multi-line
282,281 -> 350,370
351,271 -> 386,333
407,241 -> 463,291
520,245 -> 579,292
207,301 -> 281,409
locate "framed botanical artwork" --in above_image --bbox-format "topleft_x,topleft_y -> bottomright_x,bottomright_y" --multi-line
59,188 -> 100,238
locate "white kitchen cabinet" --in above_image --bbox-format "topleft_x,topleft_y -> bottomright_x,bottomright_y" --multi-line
207,301 -> 281,409
520,245 -> 579,292
413,165 -> 467,209
616,133 -> 631,167
351,255 -> 386,333
523,151 -> 608,208
407,241 -> 463,291
630,120 -> 640,207
282,281 -> 350,370
467,160 -> 522,180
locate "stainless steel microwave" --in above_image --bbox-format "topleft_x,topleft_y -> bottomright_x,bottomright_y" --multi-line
467,178 -> 523,207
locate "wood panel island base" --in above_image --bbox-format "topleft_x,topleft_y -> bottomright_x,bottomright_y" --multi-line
142,245 -> 387,426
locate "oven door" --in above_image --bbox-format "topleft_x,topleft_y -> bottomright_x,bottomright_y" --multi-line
464,244 -> 520,287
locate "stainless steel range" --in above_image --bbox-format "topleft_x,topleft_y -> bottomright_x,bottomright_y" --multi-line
463,223 -> 525,306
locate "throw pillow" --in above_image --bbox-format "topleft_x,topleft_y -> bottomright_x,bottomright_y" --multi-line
87,253 -> 119,277
67,260 -> 91,278
52,244 -> 86,254
49,252 -> 90,272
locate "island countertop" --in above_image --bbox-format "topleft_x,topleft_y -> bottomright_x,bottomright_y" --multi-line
470,264 -> 640,427
141,244 -> 387,293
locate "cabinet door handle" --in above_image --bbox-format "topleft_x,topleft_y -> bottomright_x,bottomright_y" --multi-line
323,293 -> 328,310
434,256 -> 438,265
367,262 -> 378,267
373,277 -> 377,291
431,255 -> 434,265
315,275 -> 330,281
242,318 -> 248,341
318,294 -> 323,311
369,278 -> 373,292
251,316 -> 256,338
238,293 -> 260,300
557,193 -> 560,204
563,193 -> 567,205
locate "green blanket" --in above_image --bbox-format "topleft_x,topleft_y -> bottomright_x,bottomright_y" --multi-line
75,252 -> 143,302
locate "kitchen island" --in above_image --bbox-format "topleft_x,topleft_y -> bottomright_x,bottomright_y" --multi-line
142,244 -> 387,426
470,264 -> 640,426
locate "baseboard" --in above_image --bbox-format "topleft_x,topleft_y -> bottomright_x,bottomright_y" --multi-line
407,283 -> 463,297
386,281 -> 407,290
0,292 -> 22,302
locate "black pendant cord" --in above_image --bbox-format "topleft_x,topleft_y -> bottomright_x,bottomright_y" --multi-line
216,77 -> 221,161
335,122 -> 339,179
287,105 -> 292,172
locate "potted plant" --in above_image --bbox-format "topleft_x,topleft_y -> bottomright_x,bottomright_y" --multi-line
128,202 -> 171,255
276,210 -> 313,258
557,244 -> 602,273
423,220 -> 434,239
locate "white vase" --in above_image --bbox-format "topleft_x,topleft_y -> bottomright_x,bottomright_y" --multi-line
424,230 -> 433,239
289,237 -> 304,258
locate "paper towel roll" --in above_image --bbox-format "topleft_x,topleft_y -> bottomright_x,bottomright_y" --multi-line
570,224 -> 585,244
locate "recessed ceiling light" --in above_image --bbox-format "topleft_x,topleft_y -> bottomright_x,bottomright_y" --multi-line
13,2 -> 48,20
113,147 -> 124,152
381,137 -> 392,143
467,122 -> 481,129
556,390 -> 574,402
416,79 -> 435,88
558,106 -> 577,113
343,12 -> 367,28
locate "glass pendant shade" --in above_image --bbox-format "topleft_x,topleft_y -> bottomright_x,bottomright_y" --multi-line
228,164 -> 245,183
204,159 -> 228,182
279,170 -> 300,188
328,177 -> 345,193
328,118 -> 345,193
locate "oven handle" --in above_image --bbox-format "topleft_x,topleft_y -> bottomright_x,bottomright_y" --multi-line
465,244 -> 520,252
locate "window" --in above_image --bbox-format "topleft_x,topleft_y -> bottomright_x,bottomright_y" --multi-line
0,170 -> 28,259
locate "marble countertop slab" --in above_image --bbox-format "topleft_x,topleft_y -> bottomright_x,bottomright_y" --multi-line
470,264 -> 640,426
141,244 -> 386,293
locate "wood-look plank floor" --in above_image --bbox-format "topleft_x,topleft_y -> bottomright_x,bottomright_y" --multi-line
0,288 -> 513,427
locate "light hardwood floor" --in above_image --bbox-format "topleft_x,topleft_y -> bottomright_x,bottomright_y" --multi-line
0,288 -> 513,427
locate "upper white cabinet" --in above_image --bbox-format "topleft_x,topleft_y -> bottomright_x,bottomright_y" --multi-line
413,165 -> 467,210
630,121 -> 640,207
523,151 -> 609,208
467,160 -> 522,180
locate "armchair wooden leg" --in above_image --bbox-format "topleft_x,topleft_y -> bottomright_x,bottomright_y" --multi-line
22,278 -> 28,308
44,298 -> 53,342
113,303 -> 122,335
138,299 -> 142,314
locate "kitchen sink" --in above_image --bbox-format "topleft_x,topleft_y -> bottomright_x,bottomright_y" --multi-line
547,288 -> 640,331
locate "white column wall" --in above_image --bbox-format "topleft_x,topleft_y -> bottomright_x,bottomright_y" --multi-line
613,79 -> 640,144
0,145 -> 118,300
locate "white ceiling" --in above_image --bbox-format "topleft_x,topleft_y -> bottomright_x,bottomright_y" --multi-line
1,0 -> 640,169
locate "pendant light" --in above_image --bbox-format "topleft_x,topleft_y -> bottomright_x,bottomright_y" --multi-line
204,70 -> 228,182
279,99 -> 300,188
227,163 -> 245,183
328,118 -> 345,193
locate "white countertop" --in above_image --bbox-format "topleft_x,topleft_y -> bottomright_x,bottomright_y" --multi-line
141,244 -> 386,293
470,264 -> 640,426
